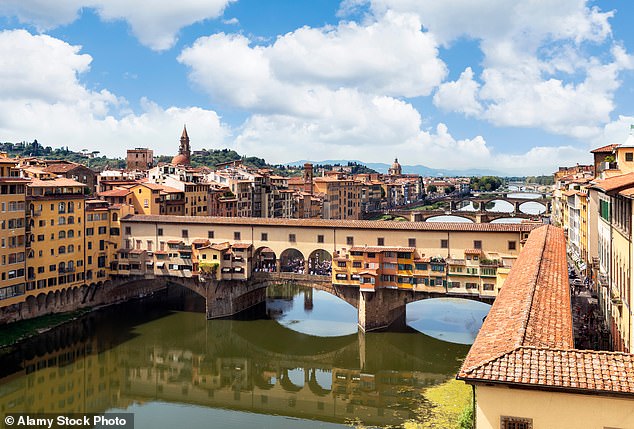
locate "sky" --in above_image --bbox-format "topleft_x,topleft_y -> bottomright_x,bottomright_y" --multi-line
0,1 -> 633,175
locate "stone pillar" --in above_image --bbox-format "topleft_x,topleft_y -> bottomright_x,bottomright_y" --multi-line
205,279 -> 267,319
358,288 -> 406,332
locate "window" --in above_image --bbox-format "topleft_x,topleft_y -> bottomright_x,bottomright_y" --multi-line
157,228 -> 164,236
261,233 -> 268,241
58,231 -> 66,239
466,282 -> 478,289
182,229 -> 188,238
234,231 -> 241,240
98,226 -> 106,234
408,238 -> 416,247
337,261 -> 347,268
377,237 -> 384,246
58,246 -> 66,254
508,240 -> 517,250
125,226 -> 131,235
474,240 -> 482,249
483,283 -> 494,291
448,281 -> 460,288
500,416 -> 532,429
627,152 -> 634,162
67,230 -> 74,238
353,261 -> 362,268
317,235 -> 324,243
289,234 -> 296,242
441,239 -> 448,249
86,227 -> 94,236
346,236 -> 354,246
208,230 -> 214,239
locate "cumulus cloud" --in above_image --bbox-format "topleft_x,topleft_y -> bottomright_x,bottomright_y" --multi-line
433,67 -> 482,116
0,0 -> 235,50
0,30 -> 229,157
364,0 -> 631,141
178,11 -> 446,112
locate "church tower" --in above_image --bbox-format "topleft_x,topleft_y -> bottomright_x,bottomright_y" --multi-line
172,125 -> 191,165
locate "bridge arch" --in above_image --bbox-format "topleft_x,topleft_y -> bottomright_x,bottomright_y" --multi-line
308,368 -> 332,396
253,246 -> 277,272
519,200 -> 546,215
280,248 -> 305,273
484,200 -> 514,212
307,249 -> 332,276
426,215 -> 474,223
280,368 -> 305,392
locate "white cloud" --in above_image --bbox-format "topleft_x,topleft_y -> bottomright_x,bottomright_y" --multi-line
0,30 -> 229,157
178,11 -> 446,112
0,0 -> 235,50
364,0 -> 631,141
433,67 -> 481,116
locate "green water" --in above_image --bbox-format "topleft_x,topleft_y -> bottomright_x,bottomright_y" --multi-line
0,286 -> 484,428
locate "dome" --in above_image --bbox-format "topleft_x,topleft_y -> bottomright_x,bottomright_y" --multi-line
171,154 -> 189,165
391,158 -> 401,169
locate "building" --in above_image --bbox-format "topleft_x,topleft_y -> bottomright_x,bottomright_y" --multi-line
458,225 -> 634,429
0,155 -> 27,305
126,148 -> 154,171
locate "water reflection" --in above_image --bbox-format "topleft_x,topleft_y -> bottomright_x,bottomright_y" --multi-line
0,287 -> 471,428
267,285 -> 358,337
407,298 -> 491,345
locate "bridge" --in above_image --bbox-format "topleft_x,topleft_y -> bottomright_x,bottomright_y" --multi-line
449,194 -> 551,214
389,209 -> 539,223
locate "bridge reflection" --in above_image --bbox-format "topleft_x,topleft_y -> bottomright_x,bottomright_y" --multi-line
0,292 -> 469,427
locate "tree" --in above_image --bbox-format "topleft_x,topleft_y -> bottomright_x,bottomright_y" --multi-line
427,184 -> 438,193
444,185 -> 456,194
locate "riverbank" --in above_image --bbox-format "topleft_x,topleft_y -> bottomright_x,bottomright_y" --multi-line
0,308 -> 90,349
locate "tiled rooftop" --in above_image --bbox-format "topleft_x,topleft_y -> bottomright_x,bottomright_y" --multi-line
122,214 -> 540,233
349,246 -> 415,253
458,225 -> 634,396
590,172 -> 634,193
590,143 -> 620,153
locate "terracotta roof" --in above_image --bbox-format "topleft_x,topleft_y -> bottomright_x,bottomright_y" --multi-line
590,143 -> 620,153
28,177 -> 87,188
122,215 -> 540,233
99,188 -> 130,197
167,240 -> 183,244
232,242 -> 252,249
458,225 -> 634,396
192,239 -> 209,245
349,246 -> 415,253
464,249 -> 483,255
42,163 -> 86,173
590,172 -> 634,193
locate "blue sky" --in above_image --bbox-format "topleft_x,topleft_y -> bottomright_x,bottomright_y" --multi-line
0,0 -> 633,174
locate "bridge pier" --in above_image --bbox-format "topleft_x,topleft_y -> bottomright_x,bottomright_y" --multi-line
205,279 -> 268,319
358,289 -> 406,332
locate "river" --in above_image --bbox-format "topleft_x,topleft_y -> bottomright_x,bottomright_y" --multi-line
0,285 -> 490,428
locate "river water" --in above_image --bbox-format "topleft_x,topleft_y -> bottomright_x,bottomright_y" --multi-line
0,285 -> 489,428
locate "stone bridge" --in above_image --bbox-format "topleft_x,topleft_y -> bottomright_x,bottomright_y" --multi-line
113,271 -> 494,332
449,195 -> 551,214
399,209 -> 538,223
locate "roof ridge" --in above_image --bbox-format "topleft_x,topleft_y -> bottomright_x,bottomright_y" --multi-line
518,225 -> 550,347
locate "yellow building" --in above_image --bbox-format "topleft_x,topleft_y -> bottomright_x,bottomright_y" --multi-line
0,156 -> 28,306
313,175 -> 361,220
25,178 -> 87,297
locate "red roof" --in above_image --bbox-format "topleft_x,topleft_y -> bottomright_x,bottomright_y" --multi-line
591,172 -> 634,193
458,225 -> 634,396
590,143 -> 620,153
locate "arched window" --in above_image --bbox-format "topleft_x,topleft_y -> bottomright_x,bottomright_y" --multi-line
58,202 -> 66,213
67,245 -> 74,253
58,262 -> 66,272
58,216 -> 66,225
58,231 -> 66,239
67,230 -> 74,238
58,246 -> 66,254
67,216 -> 75,225
67,261 -> 74,271
68,201 -> 74,213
